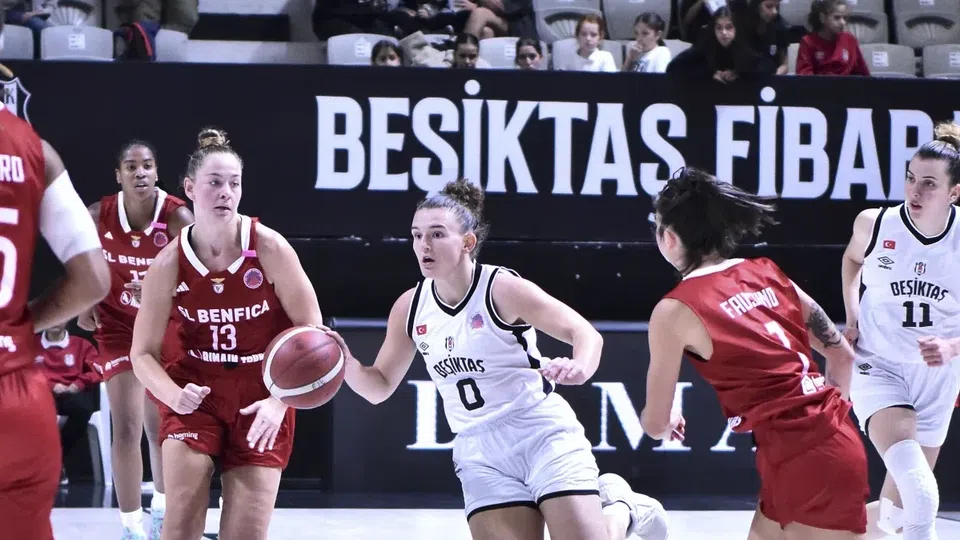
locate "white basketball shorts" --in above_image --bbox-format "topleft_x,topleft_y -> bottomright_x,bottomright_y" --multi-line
452,392 -> 600,520
850,353 -> 960,447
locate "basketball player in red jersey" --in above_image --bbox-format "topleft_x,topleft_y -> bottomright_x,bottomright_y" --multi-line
77,140 -> 194,540
640,167 -> 869,539
0,84 -> 111,537
130,128 -> 324,540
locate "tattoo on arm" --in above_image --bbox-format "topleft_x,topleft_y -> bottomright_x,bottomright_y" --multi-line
807,302 -> 843,348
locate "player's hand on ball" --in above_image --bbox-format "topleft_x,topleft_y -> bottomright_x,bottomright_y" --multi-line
918,336 -> 954,367
240,396 -> 288,453
321,330 -> 355,362
538,357 -> 588,385
172,383 -> 210,415
842,323 -> 859,346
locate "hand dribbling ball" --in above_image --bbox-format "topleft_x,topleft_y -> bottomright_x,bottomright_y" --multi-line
262,326 -> 345,409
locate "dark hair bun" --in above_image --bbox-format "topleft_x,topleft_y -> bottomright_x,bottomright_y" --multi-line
441,177 -> 485,215
197,128 -> 229,150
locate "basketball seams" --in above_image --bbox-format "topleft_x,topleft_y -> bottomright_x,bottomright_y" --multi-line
262,326 -> 318,392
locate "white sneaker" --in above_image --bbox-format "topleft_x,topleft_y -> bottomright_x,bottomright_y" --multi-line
148,508 -> 164,540
120,526 -> 147,540
598,473 -> 669,540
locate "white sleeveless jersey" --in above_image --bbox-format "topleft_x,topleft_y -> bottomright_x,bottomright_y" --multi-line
858,204 -> 960,364
407,264 -> 555,433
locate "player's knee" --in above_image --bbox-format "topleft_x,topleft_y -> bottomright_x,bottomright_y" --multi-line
111,415 -> 143,445
882,440 -> 939,525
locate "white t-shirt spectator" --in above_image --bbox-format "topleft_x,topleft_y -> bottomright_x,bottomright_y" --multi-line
628,46 -> 672,73
556,48 -> 617,72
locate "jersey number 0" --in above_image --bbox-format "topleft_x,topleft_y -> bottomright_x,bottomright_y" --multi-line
457,378 -> 485,411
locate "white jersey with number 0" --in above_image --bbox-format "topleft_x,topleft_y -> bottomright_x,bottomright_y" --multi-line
857,204 -> 960,364
407,264 -> 555,433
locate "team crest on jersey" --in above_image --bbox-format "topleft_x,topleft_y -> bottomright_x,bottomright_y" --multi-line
211,277 -> 225,294
914,262 -> 926,276
2,77 -> 31,123
64,354 -> 75,367
120,290 -> 134,306
445,336 -> 454,351
153,231 -> 169,247
469,313 -> 484,330
130,235 -> 141,248
243,268 -> 263,289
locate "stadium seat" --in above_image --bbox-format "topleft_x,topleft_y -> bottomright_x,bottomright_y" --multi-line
533,0 -> 602,44
861,43 -> 916,77
892,0 -> 960,49
327,34 -> 398,66
603,0 -> 671,41
155,29 -> 189,62
40,25 -> 113,61
56,383 -> 111,489
922,44 -> 960,78
0,25 -> 34,60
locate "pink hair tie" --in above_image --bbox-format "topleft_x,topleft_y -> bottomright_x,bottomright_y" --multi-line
151,222 -> 167,230
242,250 -> 257,258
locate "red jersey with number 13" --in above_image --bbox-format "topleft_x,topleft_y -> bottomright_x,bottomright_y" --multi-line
95,189 -> 186,347
0,105 -> 45,375
664,257 -> 846,436
172,215 -> 292,376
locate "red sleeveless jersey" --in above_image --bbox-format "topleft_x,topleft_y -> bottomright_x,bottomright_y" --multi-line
173,216 -> 292,375
94,189 -> 185,347
0,105 -> 46,376
664,257 -> 842,435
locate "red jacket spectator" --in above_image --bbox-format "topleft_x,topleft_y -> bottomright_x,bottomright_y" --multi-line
796,31 -> 869,76
36,328 -> 102,391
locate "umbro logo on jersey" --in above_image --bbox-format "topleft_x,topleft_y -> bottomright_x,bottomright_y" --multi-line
877,256 -> 894,270
176,282 -> 190,293
857,362 -> 872,374
418,341 -> 429,355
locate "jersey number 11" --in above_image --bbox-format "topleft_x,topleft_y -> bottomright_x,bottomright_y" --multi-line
902,301 -> 933,328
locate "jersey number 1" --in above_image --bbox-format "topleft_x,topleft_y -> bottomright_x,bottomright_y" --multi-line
0,208 -> 19,309
902,301 -> 933,328
456,378 -> 485,411
764,321 -> 823,396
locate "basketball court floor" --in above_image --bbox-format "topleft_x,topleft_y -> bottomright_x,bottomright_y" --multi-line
51,486 -> 960,539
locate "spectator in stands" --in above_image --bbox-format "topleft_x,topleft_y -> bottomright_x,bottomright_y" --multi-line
554,13 -> 617,72
36,322 -> 101,486
667,6 -> 773,82
3,0 -> 53,56
115,0 -> 198,35
796,0 -> 868,76
622,12 -> 671,73
451,31 -> 480,68
514,36 -> 542,69
372,40 -> 404,65
739,0 -> 788,74
312,0 -> 394,40
680,0 -> 725,44
453,0 -> 508,40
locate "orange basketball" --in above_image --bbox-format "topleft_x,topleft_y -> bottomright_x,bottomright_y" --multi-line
262,326 -> 345,409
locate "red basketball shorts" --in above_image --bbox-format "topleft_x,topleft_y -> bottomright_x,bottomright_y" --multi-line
92,338 -> 133,382
0,366 -> 61,540
756,414 -> 869,533
96,323 -> 181,384
158,365 -> 295,472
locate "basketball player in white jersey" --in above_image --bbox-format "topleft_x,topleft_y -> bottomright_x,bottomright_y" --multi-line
842,121 -> 960,540
323,177 -> 669,540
